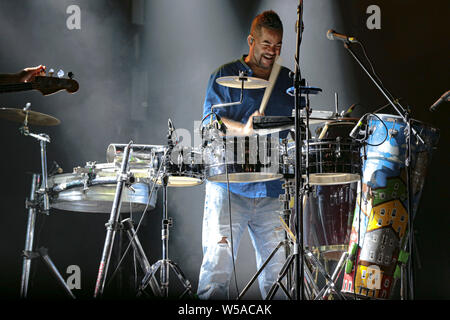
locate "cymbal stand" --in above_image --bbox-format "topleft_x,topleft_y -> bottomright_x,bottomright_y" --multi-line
19,119 -> 75,299
236,178 -> 293,300
138,123 -> 194,299
94,141 -> 134,298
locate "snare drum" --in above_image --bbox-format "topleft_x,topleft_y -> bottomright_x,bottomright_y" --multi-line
341,114 -> 440,299
49,163 -> 157,213
202,134 -> 282,183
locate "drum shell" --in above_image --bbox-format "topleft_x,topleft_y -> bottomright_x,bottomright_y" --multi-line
203,135 -> 282,183
342,114 -> 440,299
303,182 -> 358,260
48,171 -> 157,214
284,119 -> 362,185
150,145 -> 204,187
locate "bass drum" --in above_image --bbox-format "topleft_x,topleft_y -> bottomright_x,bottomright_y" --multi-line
49,163 -> 157,214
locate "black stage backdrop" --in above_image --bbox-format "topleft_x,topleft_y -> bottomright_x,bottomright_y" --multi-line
0,0 -> 448,302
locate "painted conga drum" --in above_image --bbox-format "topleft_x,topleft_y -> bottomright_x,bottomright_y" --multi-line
341,114 -> 439,299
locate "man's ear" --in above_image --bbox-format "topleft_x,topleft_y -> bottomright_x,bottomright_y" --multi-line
247,35 -> 254,46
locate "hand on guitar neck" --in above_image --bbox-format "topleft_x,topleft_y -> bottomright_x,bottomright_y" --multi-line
0,65 -> 46,84
0,65 -> 79,95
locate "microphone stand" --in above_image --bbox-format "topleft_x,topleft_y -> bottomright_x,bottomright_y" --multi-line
342,40 -> 423,300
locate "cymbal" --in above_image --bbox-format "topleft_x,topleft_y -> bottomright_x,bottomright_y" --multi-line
216,76 -> 269,89
0,107 -> 60,126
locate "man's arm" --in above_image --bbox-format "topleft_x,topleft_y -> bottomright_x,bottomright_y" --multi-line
221,110 -> 262,136
0,65 -> 46,84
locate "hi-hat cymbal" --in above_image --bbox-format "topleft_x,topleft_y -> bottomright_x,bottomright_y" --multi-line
0,107 -> 60,126
216,76 -> 269,89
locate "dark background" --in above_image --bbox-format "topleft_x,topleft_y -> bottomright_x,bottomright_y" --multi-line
0,0 -> 448,301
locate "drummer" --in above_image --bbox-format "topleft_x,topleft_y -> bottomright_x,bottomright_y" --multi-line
198,10 -> 303,300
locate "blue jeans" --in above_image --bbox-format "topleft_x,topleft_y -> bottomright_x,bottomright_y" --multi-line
197,182 -> 286,300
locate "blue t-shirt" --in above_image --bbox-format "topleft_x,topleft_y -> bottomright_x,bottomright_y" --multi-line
202,55 -> 301,198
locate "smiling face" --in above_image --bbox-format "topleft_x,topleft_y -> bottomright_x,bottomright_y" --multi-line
245,27 -> 282,78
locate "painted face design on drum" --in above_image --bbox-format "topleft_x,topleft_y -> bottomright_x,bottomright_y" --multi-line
247,27 -> 282,71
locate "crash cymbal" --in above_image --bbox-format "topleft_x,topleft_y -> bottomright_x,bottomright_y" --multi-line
0,107 -> 60,126
216,76 -> 269,89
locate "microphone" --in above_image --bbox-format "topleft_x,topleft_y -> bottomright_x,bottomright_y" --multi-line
327,29 -> 357,43
429,90 -> 450,112
214,113 -> 227,134
349,116 -> 366,139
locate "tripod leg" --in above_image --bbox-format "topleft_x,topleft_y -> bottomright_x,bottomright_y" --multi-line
238,240 -> 286,300
266,253 -> 295,300
122,218 -> 162,297
20,174 -> 39,299
138,260 -> 163,297
167,260 -> 194,298
38,247 -> 76,299
315,252 -> 348,300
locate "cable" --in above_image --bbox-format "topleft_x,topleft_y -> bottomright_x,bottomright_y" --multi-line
356,41 -> 397,103
356,113 -> 389,147
224,140 -> 240,298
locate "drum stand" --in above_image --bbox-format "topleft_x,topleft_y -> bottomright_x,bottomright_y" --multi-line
138,123 -> 194,299
19,124 -> 75,299
94,141 -> 136,298
138,175 -> 194,298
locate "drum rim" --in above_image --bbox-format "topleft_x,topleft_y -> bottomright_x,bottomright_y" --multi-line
368,113 -> 439,131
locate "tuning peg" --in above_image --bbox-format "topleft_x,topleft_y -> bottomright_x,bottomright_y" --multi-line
68,72 -> 74,79
48,68 -> 54,77
57,69 -> 64,78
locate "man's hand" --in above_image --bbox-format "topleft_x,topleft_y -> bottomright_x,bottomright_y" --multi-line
18,65 -> 46,83
243,110 -> 263,136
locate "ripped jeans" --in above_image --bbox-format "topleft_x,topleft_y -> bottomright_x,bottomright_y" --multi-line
197,182 -> 286,300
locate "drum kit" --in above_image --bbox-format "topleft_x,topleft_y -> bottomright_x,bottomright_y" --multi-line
3,76 -> 438,300
1,4 -> 443,301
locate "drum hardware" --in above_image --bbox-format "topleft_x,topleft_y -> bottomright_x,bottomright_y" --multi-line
120,218 -> 162,297
15,107 -> 75,298
237,179 -> 294,300
201,70 -> 249,137
94,141 -> 137,298
138,123 -> 194,299
266,0 -> 308,300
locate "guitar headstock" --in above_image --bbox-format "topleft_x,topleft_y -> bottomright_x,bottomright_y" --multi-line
33,74 -> 79,96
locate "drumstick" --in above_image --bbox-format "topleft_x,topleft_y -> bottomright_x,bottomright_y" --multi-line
259,55 -> 282,114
